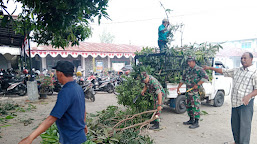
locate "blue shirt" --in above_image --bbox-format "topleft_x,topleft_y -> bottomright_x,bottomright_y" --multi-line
50,80 -> 87,144
158,24 -> 169,41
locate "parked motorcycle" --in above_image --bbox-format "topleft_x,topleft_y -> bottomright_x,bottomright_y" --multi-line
91,76 -> 114,93
0,72 -> 27,96
77,77 -> 95,102
83,80 -> 95,102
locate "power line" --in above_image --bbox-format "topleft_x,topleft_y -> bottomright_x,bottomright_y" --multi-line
90,11 -> 208,25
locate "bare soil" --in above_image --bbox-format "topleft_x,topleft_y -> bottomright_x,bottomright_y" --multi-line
0,93 -> 257,144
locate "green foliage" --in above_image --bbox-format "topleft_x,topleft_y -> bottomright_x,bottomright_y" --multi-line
115,43 -> 221,112
201,110 -> 209,115
41,106 -> 154,144
38,75 -> 53,93
16,103 -> 36,112
0,0 -> 110,48
40,124 -> 59,144
87,106 -> 153,144
5,115 -> 14,119
115,76 -> 154,113
134,43 -> 222,85
0,103 -> 19,115
99,30 -> 115,43
0,103 -> 37,126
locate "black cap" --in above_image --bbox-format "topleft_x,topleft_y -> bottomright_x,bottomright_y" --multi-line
187,56 -> 195,61
52,61 -> 74,74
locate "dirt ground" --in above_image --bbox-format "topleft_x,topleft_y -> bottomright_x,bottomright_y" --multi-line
0,93 -> 257,144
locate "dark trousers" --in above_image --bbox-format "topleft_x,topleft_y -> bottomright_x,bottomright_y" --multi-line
231,99 -> 254,144
158,40 -> 167,53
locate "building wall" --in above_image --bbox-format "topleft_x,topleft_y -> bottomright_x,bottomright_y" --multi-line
219,38 -> 257,69
223,38 -> 257,52
33,54 -> 132,77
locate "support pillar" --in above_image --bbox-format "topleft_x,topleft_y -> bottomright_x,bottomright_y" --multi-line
92,57 -> 95,72
81,57 -> 86,76
27,81 -> 39,101
42,57 -> 47,70
108,56 -> 111,69
129,56 -> 132,65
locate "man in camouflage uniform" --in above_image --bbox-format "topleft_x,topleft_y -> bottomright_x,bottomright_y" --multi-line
177,56 -> 208,129
141,72 -> 166,130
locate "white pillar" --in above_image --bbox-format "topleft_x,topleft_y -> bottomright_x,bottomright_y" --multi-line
42,57 -> 47,70
108,56 -> 111,69
81,57 -> 86,76
129,56 -> 132,65
27,81 -> 39,101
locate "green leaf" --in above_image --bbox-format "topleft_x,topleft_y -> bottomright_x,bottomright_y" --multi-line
110,138 -> 119,142
1,124 -> 12,127
5,115 -> 15,119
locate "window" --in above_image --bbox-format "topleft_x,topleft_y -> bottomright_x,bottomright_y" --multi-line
241,42 -> 251,48
235,60 -> 241,67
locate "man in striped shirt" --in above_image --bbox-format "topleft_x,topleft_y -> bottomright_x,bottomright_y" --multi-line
204,52 -> 257,144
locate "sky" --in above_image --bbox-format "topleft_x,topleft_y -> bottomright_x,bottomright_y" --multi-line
86,0 -> 257,47
4,0 -> 257,47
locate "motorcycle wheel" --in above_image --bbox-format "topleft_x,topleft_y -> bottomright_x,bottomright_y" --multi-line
90,95 -> 95,102
106,83 -> 114,93
85,90 -> 95,102
18,84 -> 27,96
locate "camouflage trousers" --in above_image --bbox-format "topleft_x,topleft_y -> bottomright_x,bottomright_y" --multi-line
186,91 -> 201,119
153,92 -> 166,122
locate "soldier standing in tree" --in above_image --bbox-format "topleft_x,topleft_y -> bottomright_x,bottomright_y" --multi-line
177,56 -> 208,129
141,72 -> 166,130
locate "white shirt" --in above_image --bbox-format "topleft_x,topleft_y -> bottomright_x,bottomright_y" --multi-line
222,65 -> 257,107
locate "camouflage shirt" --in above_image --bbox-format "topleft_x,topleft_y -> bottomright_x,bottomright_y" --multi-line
181,64 -> 209,89
146,75 -> 166,96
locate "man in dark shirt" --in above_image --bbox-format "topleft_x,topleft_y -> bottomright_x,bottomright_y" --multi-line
19,61 -> 87,144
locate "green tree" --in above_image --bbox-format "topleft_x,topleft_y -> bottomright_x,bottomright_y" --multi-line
116,43 -> 222,112
0,0 -> 110,48
99,29 -> 115,43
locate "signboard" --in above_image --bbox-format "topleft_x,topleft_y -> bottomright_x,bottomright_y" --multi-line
112,63 -> 125,71
96,61 -> 103,72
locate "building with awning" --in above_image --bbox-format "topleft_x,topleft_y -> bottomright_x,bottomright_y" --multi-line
28,42 -> 142,76
0,15 -> 24,70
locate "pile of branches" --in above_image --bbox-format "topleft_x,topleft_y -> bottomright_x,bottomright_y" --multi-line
86,106 -> 156,144
41,106 -> 156,144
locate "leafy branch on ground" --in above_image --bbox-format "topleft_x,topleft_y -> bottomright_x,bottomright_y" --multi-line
0,103 -> 37,127
41,106 -> 155,144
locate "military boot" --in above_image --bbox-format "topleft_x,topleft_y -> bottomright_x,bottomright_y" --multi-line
189,118 -> 199,129
149,121 -> 159,130
183,117 -> 194,125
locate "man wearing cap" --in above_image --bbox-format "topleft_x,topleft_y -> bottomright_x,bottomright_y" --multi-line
19,61 -> 87,144
177,56 -> 208,129
158,19 -> 170,52
141,72 -> 166,130
204,52 -> 257,144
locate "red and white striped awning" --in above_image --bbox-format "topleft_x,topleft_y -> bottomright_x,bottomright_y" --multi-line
26,42 -> 141,58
